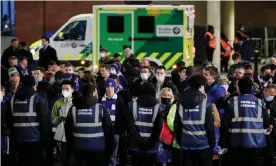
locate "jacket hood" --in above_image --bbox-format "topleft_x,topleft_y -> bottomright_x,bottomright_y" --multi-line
15,87 -> 36,99
137,95 -> 158,107
75,96 -> 98,109
179,88 -> 206,109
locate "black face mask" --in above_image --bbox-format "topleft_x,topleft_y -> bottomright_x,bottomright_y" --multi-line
161,98 -> 171,105
262,75 -> 271,82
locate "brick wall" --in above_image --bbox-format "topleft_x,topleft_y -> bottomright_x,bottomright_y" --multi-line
15,1 -> 122,44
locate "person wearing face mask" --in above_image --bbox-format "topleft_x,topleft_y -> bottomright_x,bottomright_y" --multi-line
173,74 -> 215,166
155,66 -> 179,99
262,85 -> 276,166
220,77 -> 270,166
256,65 -> 273,90
51,80 -> 74,166
63,62 -> 80,92
110,63 -> 128,89
99,47 -> 110,66
8,75 -> 52,166
134,66 -> 156,89
65,83 -> 115,166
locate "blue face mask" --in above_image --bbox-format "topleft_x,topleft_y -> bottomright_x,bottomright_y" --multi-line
63,73 -> 72,79
265,95 -> 274,102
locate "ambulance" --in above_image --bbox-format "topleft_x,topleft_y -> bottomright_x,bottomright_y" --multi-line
29,5 -> 195,71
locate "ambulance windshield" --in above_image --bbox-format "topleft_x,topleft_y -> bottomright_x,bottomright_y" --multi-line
55,20 -> 87,41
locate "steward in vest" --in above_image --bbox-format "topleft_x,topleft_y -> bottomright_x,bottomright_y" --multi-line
204,25 -> 216,62
220,76 -> 270,166
174,74 -> 215,166
65,83 -> 115,166
128,82 -> 164,166
9,75 -> 51,166
221,33 -> 233,73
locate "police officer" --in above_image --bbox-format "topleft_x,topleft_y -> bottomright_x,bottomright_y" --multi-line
174,74 -> 215,166
65,83 -> 115,166
128,82 -> 164,166
9,75 -> 51,166
220,76 -> 270,166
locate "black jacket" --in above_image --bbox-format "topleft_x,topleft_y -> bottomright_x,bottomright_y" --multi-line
157,77 -> 180,99
7,87 -> 51,146
18,48 -> 34,69
1,46 -> 19,69
266,98 -> 276,137
37,46 -> 58,70
174,88 -> 215,149
65,96 -> 115,156
127,95 -> 164,151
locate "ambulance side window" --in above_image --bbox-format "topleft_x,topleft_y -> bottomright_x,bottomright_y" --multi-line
138,16 -> 155,33
107,16 -> 124,33
54,21 -> 87,41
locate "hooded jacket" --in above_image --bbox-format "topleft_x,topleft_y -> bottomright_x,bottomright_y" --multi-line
174,88 -> 215,149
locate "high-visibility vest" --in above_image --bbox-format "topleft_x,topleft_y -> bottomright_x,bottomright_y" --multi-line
221,39 -> 232,57
72,104 -> 105,151
11,94 -> 41,142
178,98 -> 211,150
129,101 -> 163,153
234,30 -> 247,44
229,96 -> 266,148
205,32 -> 216,49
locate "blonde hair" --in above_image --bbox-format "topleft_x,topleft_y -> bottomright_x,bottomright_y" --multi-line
158,87 -> 174,104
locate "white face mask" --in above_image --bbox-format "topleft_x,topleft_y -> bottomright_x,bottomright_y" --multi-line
49,77 -> 55,84
100,53 -> 106,58
110,69 -> 117,75
141,73 -> 149,80
222,85 -> 229,91
62,91 -> 72,98
265,95 -> 274,102
36,77 -> 43,82
156,75 -> 165,83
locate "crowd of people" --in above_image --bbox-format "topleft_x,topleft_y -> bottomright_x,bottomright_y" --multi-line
1,37 -> 276,166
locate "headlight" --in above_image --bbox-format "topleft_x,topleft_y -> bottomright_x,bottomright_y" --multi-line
81,60 -> 85,65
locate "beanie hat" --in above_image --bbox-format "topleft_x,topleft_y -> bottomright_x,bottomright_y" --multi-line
8,67 -> 19,77
22,75 -> 36,87
110,64 -> 119,74
104,78 -> 116,89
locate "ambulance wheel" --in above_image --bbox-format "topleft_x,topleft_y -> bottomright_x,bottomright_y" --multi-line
150,61 -> 159,73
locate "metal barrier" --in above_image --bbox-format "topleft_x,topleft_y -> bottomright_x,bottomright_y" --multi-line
264,38 -> 276,57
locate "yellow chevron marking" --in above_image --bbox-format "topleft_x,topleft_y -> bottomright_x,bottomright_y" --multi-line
75,53 -> 84,60
63,53 -> 72,60
160,52 -> 171,63
149,52 -> 159,58
136,52 -> 147,60
86,54 -> 93,60
33,52 -> 39,60
165,52 -> 183,69
120,58 -> 125,64
119,52 -> 123,55
107,52 -> 111,56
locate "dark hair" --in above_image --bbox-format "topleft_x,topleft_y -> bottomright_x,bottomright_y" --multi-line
83,71 -> 96,85
65,62 -> 73,68
113,53 -> 121,58
157,65 -> 166,71
54,71 -> 63,80
140,82 -> 155,97
203,66 -> 218,77
20,41 -> 27,47
268,64 -> 276,70
48,61 -> 57,66
179,66 -> 187,73
41,36 -> 49,42
186,66 -> 195,76
61,80 -> 74,89
32,67 -> 45,73
187,74 -> 207,89
244,64 -> 252,70
238,76 -> 253,94
109,74 -> 118,80
59,61 -> 70,66
11,38 -> 18,43
78,67 -> 86,72
260,65 -> 271,73
100,64 -> 111,71
176,61 -> 185,68
81,83 -> 96,97
232,52 -> 241,61
265,84 -> 276,90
